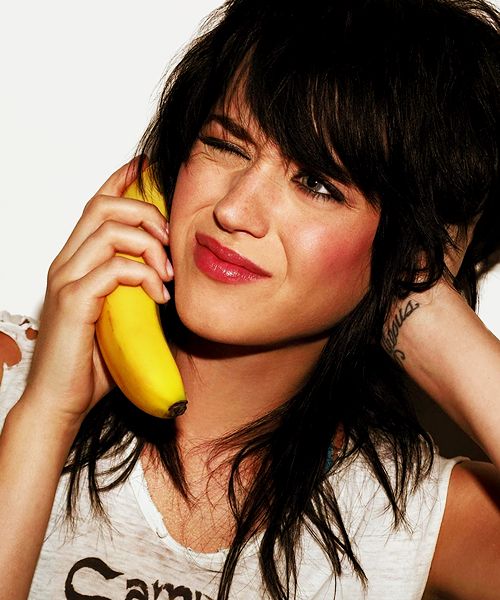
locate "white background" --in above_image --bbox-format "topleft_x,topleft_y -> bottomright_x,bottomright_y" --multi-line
1,0 -> 499,337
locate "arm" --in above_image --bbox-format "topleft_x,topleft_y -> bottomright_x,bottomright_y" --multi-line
384,280 -> 500,598
0,158 -> 171,599
424,459 -> 500,600
0,320 -> 74,598
384,280 -> 500,468
0,397 -> 80,599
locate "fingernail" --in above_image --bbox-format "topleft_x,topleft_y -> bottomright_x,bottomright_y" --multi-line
166,260 -> 174,279
163,223 -> 170,241
163,285 -> 171,302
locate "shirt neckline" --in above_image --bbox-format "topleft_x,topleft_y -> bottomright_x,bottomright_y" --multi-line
127,454 -> 263,568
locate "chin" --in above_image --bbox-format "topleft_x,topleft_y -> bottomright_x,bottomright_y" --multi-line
173,299 -> 329,352
173,295 -> 234,342
175,307 -> 264,346
171,284 -> 254,345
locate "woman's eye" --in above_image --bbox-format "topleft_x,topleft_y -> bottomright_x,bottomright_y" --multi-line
296,172 -> 345,203
198,135 -> 250,160
301,175 -> 330,196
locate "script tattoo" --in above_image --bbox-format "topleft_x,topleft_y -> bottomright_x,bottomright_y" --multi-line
381,299 -> 420,366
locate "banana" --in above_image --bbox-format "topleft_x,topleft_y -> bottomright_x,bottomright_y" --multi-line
95,166 -> 187,418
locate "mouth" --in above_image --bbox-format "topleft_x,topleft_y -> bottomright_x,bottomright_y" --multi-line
193,232 -> 272,283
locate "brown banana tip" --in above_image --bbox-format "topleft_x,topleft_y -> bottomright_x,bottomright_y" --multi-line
167,401 -> 188,418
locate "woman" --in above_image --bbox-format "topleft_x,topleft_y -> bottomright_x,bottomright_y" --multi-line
1,0 -> 500,598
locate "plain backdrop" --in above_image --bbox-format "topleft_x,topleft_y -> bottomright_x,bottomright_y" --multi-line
1,0 -> 499,339
1,1 -> 222,318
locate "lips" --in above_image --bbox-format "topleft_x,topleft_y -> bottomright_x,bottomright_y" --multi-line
194,232 -> 271,283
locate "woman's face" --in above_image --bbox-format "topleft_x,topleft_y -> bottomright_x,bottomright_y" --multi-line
169,97 -> 380,348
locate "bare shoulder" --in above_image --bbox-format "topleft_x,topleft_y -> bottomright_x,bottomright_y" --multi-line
424,460 -> 500,600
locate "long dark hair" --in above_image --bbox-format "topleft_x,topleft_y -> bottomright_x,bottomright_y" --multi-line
64,0 -> 500,597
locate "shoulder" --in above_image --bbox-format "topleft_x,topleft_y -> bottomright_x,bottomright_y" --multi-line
424,460 -> 500,600
321,449 -> 468,597
331,445 -> 462,507
0,310 -> 39,430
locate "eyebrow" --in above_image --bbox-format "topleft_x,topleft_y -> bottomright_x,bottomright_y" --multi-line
205,113 -> 255,145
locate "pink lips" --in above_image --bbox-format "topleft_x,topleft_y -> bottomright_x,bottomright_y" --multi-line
193,232 -> 271,283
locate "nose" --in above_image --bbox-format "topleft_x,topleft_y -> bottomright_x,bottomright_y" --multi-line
213,165 -> 277,238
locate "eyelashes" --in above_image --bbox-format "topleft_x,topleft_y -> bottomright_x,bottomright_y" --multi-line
197,134 -> 346,204
293,171 -> 346,204
198,135 -> 250,160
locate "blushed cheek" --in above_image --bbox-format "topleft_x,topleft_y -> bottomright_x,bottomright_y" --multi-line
303,224 -> 377,292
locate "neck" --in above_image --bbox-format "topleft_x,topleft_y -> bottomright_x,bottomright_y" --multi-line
172,331 -> 328,443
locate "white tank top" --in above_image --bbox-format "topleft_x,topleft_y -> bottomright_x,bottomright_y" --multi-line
0,310 -> 467,599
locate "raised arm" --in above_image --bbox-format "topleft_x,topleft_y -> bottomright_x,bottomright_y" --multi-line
385,278 -> 500,599
0,158 -> 172,599
384,279 -> 500,468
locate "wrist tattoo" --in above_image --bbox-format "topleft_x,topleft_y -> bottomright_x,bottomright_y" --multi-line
382,299 -> 420,365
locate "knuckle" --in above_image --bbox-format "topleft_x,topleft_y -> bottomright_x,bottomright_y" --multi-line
47,259 -> 66,289
99,219 -> 118,236
84,193 -> 109,217
47,258 -> 60,279
58,280 -> 81,307
140,259 -> 157,278
152,235 -> 167,255
149,261 -> 161,278
46,270 -> 61,294
112,254 -> 142,274
111,255 -> 128,270
82,194 -> 99,214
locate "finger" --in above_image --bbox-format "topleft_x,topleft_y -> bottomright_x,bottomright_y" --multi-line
58,256 -> 170,326
52,221 -> 173,292
49,156 -> 152,272
51,194 -> 169,272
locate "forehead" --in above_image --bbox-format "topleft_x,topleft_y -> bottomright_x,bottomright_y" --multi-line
212,82 -> 266,140
206,69 -> 360,196
206,84 -> 379,215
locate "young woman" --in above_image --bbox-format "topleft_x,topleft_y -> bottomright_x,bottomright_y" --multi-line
1,0 -> 500,598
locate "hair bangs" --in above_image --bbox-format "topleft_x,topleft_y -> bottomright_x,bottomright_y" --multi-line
214,16 -> 387,204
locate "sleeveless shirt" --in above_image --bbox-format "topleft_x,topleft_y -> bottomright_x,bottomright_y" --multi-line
0,310 -> 467,599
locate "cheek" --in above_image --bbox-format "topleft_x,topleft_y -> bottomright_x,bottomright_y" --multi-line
170,160 -> 230,232
170,163 -> 201,218
296,219 -> 377,291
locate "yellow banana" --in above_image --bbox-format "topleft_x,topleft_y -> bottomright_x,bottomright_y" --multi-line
95,166 -> 187,418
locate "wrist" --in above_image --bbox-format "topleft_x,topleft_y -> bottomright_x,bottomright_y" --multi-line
381,280 -> 465,366
381,280 -> 500,443
11,389 -> 83,444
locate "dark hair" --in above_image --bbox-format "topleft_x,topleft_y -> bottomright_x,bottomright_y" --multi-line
64,0 -> 500,598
